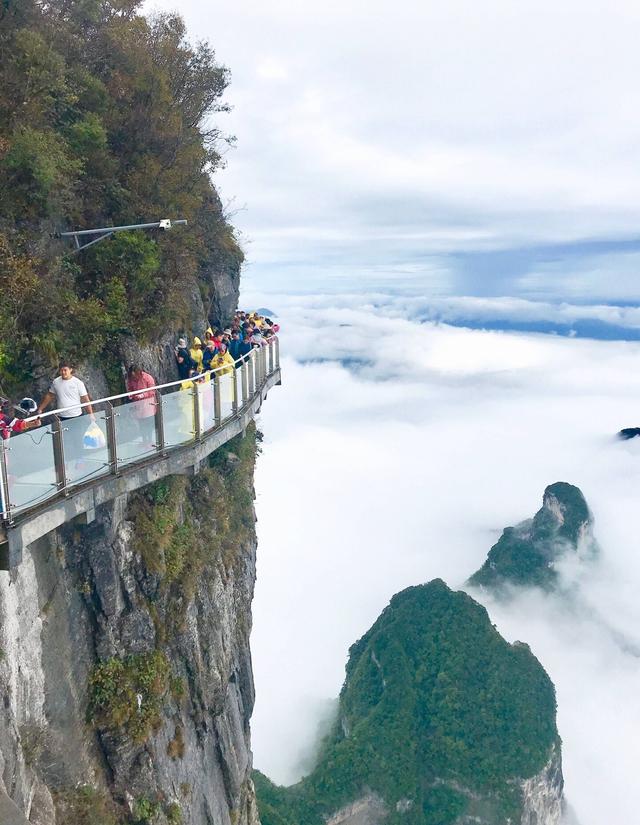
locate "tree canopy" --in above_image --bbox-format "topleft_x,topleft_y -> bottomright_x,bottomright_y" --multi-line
0,0 -> 242,389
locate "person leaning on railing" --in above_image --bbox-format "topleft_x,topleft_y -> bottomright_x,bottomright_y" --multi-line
0,397 -> 41,440
36,362 -> 95,461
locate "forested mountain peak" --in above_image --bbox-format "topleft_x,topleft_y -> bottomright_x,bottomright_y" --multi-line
255,579 -> 562,825
469,482 -> 596,591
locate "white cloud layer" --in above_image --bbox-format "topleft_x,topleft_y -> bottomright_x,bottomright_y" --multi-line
244,289 -> 640,825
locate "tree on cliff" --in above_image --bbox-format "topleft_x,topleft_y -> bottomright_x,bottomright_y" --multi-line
0,0 -> 243,390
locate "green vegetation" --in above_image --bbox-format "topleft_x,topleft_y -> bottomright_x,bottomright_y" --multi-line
0,0 -> 242,391
255,580 -> 558,825
88,650 -> 171,743
131,425 -> 258,633
469,481 -> 594,590
54,785 -> 123,825
166,803 -> 183,825
88,426 -> 258,755
132,797 -> 161,824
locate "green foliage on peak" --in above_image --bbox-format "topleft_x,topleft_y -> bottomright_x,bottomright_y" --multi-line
469,481 -> 595,591
0,0 -> 242,390
255,580 -> 559,825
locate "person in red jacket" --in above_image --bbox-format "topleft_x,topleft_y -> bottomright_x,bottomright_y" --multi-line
125,366 -> 157,447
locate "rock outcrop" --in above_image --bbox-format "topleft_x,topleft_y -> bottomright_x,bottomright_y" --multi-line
469,482 -> 597,591
0,431 -> 260,825
255,579 -> 563,825
521,745 -> 564,825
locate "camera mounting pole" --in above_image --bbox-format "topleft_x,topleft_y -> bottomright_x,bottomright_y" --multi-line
53,218 -> 188,252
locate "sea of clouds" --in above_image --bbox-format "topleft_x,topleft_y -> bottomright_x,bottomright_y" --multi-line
244,287 -> 640,825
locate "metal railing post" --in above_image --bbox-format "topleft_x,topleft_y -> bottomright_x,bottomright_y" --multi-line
105,401 -> 118,476
213,373 -> 222,426
275,336 -> 280,369
154,390 -> 166,454
192,383 -> 202,439
51,415 -> 67,494
241,361 -> 249,405
248,352 -> 255,396
0,438 -> 12,523
260,346 -> 267,384
232,368 -> 239,414
268,340 -> 274,374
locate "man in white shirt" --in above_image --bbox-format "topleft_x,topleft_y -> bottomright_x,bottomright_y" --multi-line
37,363 -> 95,463
38,363 -> 94,419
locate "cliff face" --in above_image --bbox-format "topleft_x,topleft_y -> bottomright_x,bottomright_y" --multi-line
0,430 -> 260,825
469,482 -> 597,592
255,580 -> 563,825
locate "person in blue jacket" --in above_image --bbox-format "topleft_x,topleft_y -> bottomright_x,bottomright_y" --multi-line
237,334 -> 252,363
202,339 -> 217,371
228,330 -> 242,363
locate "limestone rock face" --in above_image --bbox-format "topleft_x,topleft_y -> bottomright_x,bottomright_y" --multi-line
469,482 -> 597,591
0,435 -> 259,825
326,794 -> 389,825
520,745 -> 564,825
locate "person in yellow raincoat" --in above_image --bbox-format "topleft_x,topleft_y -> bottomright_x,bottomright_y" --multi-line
211,344 -> 236,414
190,337 -> 204,373
210,345 -> 235,375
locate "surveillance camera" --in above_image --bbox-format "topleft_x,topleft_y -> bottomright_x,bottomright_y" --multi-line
158,219 -> 172,230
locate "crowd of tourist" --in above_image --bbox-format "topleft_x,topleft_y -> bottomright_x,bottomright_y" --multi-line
0,310 -> 279,442
174,310 -> 279,383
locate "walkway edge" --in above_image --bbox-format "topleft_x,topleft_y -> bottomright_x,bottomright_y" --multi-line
0,369 -> 281,570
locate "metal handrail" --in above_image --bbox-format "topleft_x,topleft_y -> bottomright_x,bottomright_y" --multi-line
20,347 -> 267,424
0,340 -> 280,525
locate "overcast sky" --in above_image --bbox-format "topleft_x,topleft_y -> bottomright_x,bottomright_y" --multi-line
143,0 -> 640,298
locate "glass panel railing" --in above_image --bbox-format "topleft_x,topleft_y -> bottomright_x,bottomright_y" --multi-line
197,380 -> 216,434
113,397 -> 159,466
218,371 -> 236,420
161,388 -> 195,448
61,410 -> 110,486
239,361 -> 250,406
247,351 -> 256,395
255,347 -> 265,384
3,424 -> 58,514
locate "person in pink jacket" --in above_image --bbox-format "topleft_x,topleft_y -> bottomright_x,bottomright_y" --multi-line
125,366 -> 157,446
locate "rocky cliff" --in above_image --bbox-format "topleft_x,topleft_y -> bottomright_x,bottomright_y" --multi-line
0,5 -> 265,820
469,482 -> 597,592
255,579 -> 563,825
0,428 -> 261,825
